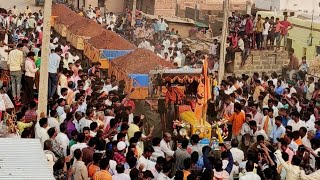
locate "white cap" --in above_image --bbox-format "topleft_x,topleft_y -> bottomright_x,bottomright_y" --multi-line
117,141 -> 126,151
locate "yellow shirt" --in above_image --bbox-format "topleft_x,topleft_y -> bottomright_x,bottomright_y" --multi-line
17,121 -> 33,134
253,85 -> 265,101
128,123 -> 140,139
7,49 -> 23,71
256,19 -> 264,32
93,170 -> 112,180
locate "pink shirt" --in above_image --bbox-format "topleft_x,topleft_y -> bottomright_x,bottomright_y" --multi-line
285,148 -> 295,162
280,21 -> 292,35
275,23 -> 284,33
245,19 -> 253,34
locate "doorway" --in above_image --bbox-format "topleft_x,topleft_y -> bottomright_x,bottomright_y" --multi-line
286,38 -> 292,50
302,47 -> 307,57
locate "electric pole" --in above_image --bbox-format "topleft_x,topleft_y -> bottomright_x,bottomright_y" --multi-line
38,0 -> 53,118
218,0 -> 229,84
131,0 -> 137,27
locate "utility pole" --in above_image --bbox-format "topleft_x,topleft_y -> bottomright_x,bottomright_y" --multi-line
37,0 -> 52,118
131,0 -> 137,27
194,0 -> 198,21
218,0 -> 229,84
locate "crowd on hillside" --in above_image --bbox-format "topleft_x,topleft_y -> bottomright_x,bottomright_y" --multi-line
0,3 -> 320,180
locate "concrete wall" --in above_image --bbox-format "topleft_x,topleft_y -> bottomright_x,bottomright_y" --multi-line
84,0 -> 98,9
168,22 -> 194,38
105,0 -> 125,13
230,51 -> 288,76
254,0 -> 280,11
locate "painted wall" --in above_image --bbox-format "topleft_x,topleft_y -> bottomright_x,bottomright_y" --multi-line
254,0 -> 280,11
255,0 -> 320,15
105,0 -> 125,13
258,11 -> 320,59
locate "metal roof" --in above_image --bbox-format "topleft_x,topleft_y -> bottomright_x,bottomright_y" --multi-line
0,138 -> 55,180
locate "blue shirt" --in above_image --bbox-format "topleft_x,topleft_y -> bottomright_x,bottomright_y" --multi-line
48,53 -> 61,73
316,131 -> 320,139
271,125 -> 286,143
197,156 -> 204,168
282,117 -> 290,127
153,23 -> 159,32
275,86 -> 284,95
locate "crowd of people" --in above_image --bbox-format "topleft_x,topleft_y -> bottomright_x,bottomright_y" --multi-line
77,4 -> 206,70
225,12 -> 293,66
0,2 -> 320,180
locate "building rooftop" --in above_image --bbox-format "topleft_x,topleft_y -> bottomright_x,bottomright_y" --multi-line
0,138 -> 54,180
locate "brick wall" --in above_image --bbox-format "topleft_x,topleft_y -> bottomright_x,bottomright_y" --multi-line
179,0 -> 247,11
154,0 -> 177,16
229,51 -> 288,76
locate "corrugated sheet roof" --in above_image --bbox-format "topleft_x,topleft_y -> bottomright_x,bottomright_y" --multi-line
0,138 -> 55,180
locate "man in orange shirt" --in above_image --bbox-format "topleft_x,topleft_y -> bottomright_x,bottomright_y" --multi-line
93,158 -> 112,180
228,102 -> 245,140
88,153 -> 102,178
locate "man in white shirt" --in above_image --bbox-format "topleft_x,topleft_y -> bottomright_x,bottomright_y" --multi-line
177,38 -> 183,50
56,98 -> 66,116
238,36 -> 245,52
261,108 -> 275,136
138,39 -> 151,49
172,52 -> 182,67
79,114 -> 93,133
229,139 -> 244,164
249,120 -> 269,141
158,18 -> 168,39
162,36 -> 171,51
156,162 -> 172,180
300,127 -> 312,148
287,111 -> 305,131
112,164 -> 130,180
209,39 -> 218,55
239,160 -> 261,180
27,15 -> 36,29
7,43 -> 24,101
306,77 -> 315,100
270,116 -> 286,144
55,123 -> 70,157
150,137 -> 165,162
48,47 -> 62,99
48,110 -> 60,132
70,133 -> 88,157
305,113 -> 316,132
160,133 -> 174,157
38,118 -> 50,148
137,146 -> 155,171
73,111 -> 83,132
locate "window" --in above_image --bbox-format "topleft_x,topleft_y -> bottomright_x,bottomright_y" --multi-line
303,47 -> 307,56
316,46 -> 320,55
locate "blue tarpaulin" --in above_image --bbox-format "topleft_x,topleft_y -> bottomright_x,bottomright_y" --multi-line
101,50 -> 133,60
129,74 -> 149,87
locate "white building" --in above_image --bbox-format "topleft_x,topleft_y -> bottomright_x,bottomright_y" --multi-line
255,0 -> 320,16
